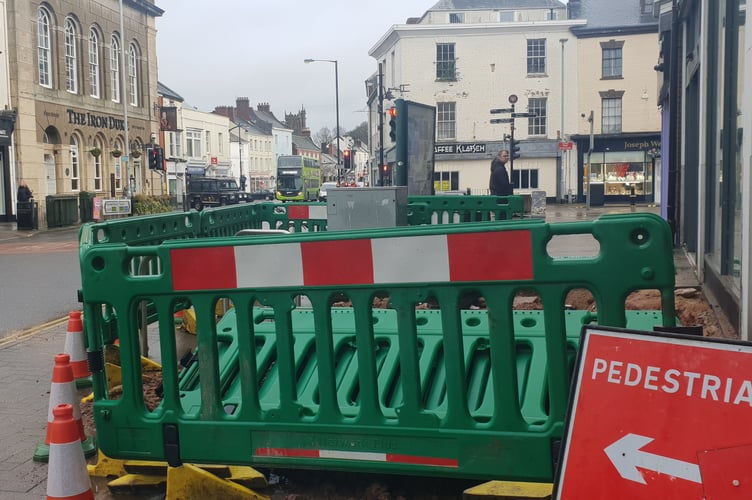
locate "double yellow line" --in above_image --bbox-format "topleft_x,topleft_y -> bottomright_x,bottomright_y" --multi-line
0,315 -> 69,349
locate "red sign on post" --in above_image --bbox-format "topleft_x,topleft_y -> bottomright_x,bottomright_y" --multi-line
556,327 -> 752,500
558,141 -> 574,151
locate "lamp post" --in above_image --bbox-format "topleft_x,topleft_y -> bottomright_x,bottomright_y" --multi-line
230,124 -> 244,190
560,38 -> 568,203
304,58 -> 340,184
118,0 -> 131,195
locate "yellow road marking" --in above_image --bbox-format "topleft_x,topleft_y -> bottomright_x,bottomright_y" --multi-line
0,315 -> 69,349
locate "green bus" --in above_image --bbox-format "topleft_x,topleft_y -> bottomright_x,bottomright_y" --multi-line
275,155 -> 321,202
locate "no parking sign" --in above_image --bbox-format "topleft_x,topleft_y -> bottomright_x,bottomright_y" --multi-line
556,326 -> 752,500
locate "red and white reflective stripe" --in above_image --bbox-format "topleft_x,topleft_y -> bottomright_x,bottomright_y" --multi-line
255,447 -> 458,468
170,230 -> 533,291
288,204 -> 327,220
47,441 -> 94,499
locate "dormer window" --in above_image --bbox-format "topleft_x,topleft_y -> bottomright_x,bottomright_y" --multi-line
449,12 -> 464,23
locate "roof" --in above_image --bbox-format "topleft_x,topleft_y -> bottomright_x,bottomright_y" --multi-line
292,134 -> 319,151
157,82 -> 184,102
569,0 -> 658,31
251,108 -> 291,131
428,0 -> 565,10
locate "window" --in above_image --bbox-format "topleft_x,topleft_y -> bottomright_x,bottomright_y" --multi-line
512,169 -> 539,189
449,13 -> 464,23
37,7 -> 52,88
89,29 -> 100,98
500,11 -> 516,22
436,102 -> 456,140
167,131 -> 182,158
186,129 -> 202,157
93,139 -> 102,191
527,39 -> 546,74
602,96 -> 623,134
205,131 -> 211,153
601,40 -> 624,79
64,19 -> 78,94
218,133 -> 223,154
70,137 -> 80,191
527,98 -> 547,136
436,43 -> 456,81
110,35 -> 121,103
433,171 -> 459,191
640,0 -> 655,15
128,43 -> 138,106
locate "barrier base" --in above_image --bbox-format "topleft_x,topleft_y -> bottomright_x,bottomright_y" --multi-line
33,435 -> 97,462
463,480 -> 553,499
166,463 -> 269,500
75,375 -> 93,389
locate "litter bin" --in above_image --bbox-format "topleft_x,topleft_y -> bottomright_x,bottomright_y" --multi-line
79,191 -> 95,223
16,201 -> 38,230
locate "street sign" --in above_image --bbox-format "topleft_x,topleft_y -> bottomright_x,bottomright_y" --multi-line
489,108 -> 514,114
558,141 -> 574,151
511,112 -> 537,118
102,198 -> 132,216
556,327 -> 752,500
490,118 -> 514,124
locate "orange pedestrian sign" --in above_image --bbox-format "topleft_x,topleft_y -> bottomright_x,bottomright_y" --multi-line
555,326 -> 752,499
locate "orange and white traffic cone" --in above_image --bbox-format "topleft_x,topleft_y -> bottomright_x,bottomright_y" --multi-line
46,404 -> 94,500
33,354 -> 96,462
63,311 -> 91,388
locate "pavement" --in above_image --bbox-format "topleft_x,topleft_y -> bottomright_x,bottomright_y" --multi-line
0,202 -> 703,498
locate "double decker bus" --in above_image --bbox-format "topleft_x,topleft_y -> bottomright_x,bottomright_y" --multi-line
275,155 -> 321,202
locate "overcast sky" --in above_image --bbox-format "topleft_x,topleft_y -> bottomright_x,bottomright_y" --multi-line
155,1 -> 435,135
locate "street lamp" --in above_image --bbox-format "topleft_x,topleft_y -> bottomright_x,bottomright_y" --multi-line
230,124 -> 245,190
304,58 -> 340,184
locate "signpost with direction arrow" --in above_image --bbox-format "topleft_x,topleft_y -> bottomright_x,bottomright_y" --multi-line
489,95 -> 537,186
555,327 -> 752,500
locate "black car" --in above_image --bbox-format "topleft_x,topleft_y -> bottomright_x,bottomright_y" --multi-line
186,177 -> 247,211
248,189 -> 274,201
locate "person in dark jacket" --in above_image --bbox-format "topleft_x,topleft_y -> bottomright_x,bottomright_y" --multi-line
17,181 -> 32,202
489,149 -> 513,196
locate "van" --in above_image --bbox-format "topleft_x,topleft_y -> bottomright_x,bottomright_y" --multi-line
186,177 -> 247,211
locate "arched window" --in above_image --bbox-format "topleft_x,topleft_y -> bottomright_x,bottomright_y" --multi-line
64,19 -> 78,93
93,138 -> 103,191
70,136 -> 80,191
88,28 -> 100,98
110,34 -> 120,103
128,43 -> 138,106
37,7 -> 52,88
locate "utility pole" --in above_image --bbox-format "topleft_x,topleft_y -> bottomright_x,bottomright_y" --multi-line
586,110 -> 594,210
378,63 -> 385,186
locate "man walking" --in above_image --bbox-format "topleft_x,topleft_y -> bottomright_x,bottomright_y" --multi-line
489,149 -> 513,196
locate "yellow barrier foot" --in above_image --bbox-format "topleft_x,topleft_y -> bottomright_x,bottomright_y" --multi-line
166,463 -> 270,500
463,480 -> 553,499
107,473 -> 167,494
87,450 -> 129,478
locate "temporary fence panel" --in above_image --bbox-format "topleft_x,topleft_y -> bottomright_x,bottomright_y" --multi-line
79,213 -> 676,482
407,195 -> 525,225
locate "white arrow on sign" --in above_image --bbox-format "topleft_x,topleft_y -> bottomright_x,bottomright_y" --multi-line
604,433 -> 702,485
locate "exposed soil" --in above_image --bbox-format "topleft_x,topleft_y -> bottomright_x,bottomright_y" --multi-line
80,288 -> 735,498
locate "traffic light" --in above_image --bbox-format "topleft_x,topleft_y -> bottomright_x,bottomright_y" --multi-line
510,138 -> 521,160
148,146 -> 163,170
343,149 -> 351,170
388,107 -> 397,142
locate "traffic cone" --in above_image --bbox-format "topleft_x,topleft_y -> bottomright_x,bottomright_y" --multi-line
63,311 -> 92,388
33,354 -> 96,462
46,404 -> 94,500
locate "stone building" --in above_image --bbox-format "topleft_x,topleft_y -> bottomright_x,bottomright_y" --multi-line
2,0 -> 163,225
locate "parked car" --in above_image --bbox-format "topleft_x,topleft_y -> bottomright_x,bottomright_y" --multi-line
249,189 -> 274,201
319,181 -> 338,201
186,177 -> 247,211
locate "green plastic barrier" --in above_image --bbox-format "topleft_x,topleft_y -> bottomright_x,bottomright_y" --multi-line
407,195 -> 525,225
79,213 -> 676,482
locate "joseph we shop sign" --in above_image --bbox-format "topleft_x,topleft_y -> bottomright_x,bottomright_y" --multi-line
555,327 -> 752,500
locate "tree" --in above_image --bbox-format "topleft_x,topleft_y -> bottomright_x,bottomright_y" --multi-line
313,127 -> 334,147
348,121 -> 368,146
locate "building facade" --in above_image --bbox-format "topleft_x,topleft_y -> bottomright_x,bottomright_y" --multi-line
656,0 -> 750,338
368,0 -> 581,197
3,0 -> 163,225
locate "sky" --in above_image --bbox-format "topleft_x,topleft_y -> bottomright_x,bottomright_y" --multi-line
155,1 -> 436,135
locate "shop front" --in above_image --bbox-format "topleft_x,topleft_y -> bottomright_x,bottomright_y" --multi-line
572,133 -> 661,205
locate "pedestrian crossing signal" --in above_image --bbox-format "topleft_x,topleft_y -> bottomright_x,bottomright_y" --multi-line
148,147 -> 164,170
